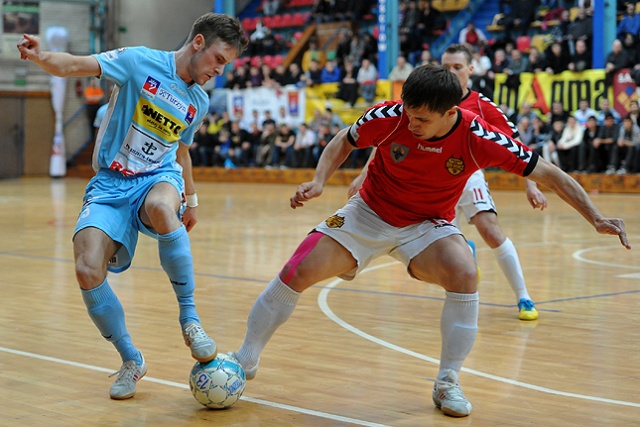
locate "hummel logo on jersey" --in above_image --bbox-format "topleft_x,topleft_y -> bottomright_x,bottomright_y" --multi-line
417,143 -> 443,153
142,76 -> 161,98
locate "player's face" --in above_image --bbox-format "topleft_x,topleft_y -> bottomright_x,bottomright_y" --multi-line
441,52 -> 473,92
404,104 -> 458,140
189,35 -> 236,86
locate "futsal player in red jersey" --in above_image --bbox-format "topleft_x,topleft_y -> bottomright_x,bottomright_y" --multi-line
350,44 -> 546,321
230,65 -> 629,417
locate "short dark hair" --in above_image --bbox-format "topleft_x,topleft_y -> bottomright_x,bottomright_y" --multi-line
401,64 -> 462,114
186,13 -> 249,56
443,44 -> 473,65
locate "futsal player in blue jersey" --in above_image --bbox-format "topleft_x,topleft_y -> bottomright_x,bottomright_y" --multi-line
17,13 -> 248,400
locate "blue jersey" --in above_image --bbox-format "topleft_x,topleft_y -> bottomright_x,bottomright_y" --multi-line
92,46 -> 208,176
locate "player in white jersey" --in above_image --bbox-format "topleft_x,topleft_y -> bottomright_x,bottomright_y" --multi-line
349,44 -> 547,321
17,13 -> 248,399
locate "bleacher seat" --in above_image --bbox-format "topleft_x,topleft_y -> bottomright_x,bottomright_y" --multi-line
292,12 -> 306,26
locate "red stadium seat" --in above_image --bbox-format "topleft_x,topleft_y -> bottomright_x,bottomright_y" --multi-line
516,35 -> 531,53
281,13 -> 293,28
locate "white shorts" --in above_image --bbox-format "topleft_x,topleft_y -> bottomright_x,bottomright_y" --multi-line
314,194 -> 463,280
455,169 -> 497,225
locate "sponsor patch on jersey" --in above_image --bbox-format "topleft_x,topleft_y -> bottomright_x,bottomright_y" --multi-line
185,104 -> 196,125
391,142 -> 409,163
445,156 -> 465,175
142,76 -> 161,98
325,214 -> 345,228
157,88 -> 188,114
133,98 -> 183,142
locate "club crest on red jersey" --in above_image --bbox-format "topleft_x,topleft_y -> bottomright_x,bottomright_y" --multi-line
325,214 -> 345,228
445,156 -> 465,175
391,142 -> 409,163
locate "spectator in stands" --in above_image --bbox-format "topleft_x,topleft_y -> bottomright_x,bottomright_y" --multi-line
530,115 -> 551,152
301,38 -> 326,72
581,115 -> 599,172
388,55 -> 414,82
356,58 -> 378,104
278,105 -> 297,128
287,62 -> 305,87
290,123 -> 318,168
543,119 -> 564,166
621,32 -> 639,64
260,63 -> 278,89
324,107 -> 345,129
505,49 -> 528,84
361,32 -> 378,63
573,98 -> 598,127
229,121 -> 251,165
270,122 -> 296,168
260,27 -> 278,55
499,103 -> 519,125
543,41 -> 570,74
320,59 -> 341,83
486,49 -> 509,92
312,123 -> 333,166
605,39 -> 632,88
400,0 -> 421,35
568,39 -> 592,72
255,122 -> 277,166
346,32 -> 365,67
212,128 -> 233,167
249,19 -> 268,57
334,28 -> 353,68
596,98 -> 621,126
247,64 -> 264,87
593,113 -> 618,173
308,108 -> 328,133
470,48 -> 492,97
400,32 -> 423,65
271,63 -> 292,86
191,119 -> 215,166
503,0 -> 538,40
247,109 -> 263,131
567,7 -> 593,52
305,60 -> 324,86
616,115 -> 640,173
310,0 -> 332,23
525,47 -> 546,73
616,2 -> 640,43
556,115 -> 585,172
262,109 -> 276,128
547,101 -> 570,124
263,0 -> 284,16
517,101 -> 537,127
627,99 -> 640,127
417,48 -> 439,67
417,0 -> 446,40
517,116 -> 534,146
337,60 -> 359,107
459,22 -> 488,49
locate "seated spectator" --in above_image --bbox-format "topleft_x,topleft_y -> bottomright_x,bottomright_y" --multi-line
486,49 -> 509,90
470,48 -> 492,97
615,115 -> 640,174
325,107 -> 345,128
417,0 -> 446,40
621,32 -> 639,65
605,39 -> 632,88
541,119 -> 565,166
356,58 -> 378,104
287,62 -> 305,87
229,121 -> 252,166
567,7 -> 593,52
308,108 -> 328,133
573,98 -> 598,127
458,22 -> 488,49
263,0 -> 283,16
525,47 -> 546,73
305,60 -> 324,86
582,115 -> 599,172
592,113 -> 618,173
627,99 -> 640,127
388,55 -> 414,82
270,123 -> 296,168
320,59 -> 341,83
568,39 -> 592,72
516,116 -> 534,146
247,65 -> 263,88
277,105 -> 297,129
543,42 -> 570,75
596,98 -> 621,126
260,64 -> 278,89
261,109 -> 276,128
530,115 -> 551,152
191,119 -> 215,166
417,49 -> 439,67
255,122 -> 277,167
290,123 -> 318,168
271,63 -> 292,87
517,101 -> 537,125
312,123 -> 335,166
616,2 -> 640,43
337,60 -> 359,107
310,0 -> 333,23
547,101 -> 570,125
503,0 -> 537,39
301,38 -> 326,72
556,115 -> 585,172
499,103 -> 519,125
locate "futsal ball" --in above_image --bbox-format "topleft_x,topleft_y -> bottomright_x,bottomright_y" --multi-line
189,353 -> 246,409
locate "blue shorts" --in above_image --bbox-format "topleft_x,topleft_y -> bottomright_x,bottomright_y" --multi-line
74,168 -> 185,273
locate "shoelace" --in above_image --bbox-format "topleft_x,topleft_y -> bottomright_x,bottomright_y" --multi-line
184,323 -> 209,345
438,380 -> 466,401
519,299 -> 535,310
109,360 -> 138,383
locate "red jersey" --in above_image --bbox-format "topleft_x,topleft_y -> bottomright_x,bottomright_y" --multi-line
459,90 -> 519,138
347,101 -> 538,227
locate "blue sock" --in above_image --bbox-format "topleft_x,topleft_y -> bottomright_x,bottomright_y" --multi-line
81,279 -> 142,365
158,226 -> 200,326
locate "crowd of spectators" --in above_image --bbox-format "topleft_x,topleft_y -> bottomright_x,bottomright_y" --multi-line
211,0 -> 640,173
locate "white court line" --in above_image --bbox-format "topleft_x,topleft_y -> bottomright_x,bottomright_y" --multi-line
0,346 -> 391,427
573,245 -> 640,269
317,262 -> 640,409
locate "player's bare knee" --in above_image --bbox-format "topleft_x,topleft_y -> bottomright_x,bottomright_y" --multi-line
75,260 -> 105,290
442,265 -> 478,293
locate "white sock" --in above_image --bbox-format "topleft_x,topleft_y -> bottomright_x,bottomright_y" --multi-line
439,291 -> 478,380
236,276 -> 300,369
493,238 -> 531,302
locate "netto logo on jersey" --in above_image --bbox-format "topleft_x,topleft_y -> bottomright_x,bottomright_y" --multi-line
417,143 -> 443,153
445,156 -> 465,175
141,103 -> 183,136
325,214 -> 345,228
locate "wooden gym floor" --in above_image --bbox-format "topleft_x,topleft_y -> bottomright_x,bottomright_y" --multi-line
0,177 -> 638,426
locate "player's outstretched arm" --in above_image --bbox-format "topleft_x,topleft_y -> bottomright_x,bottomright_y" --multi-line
347,147 -> 377,199
17,33 -> 100,78
290,127 -> 354,209
528,157 -> 630,249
